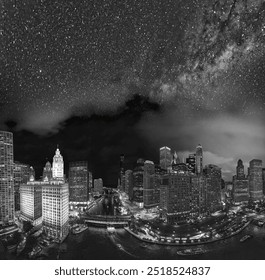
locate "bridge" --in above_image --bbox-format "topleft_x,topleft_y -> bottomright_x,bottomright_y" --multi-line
84,214 -> 131,227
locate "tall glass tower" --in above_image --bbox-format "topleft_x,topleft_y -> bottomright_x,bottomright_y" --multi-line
159,146 -> 172,170
195,144 -> 203,175
0,131 -> 14,225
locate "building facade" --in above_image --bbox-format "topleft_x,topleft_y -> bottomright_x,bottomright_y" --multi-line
42,161 -> 52,182
195,144 -> 203,175
160,172 -> 194,224
232,159 -> 249,204
94,178 -> 103,194
69,161 -> 91,204
125,169 -> 133,200
133,158 -> 145,208
0,131 -> 14,225
20,181 -> 42,226
143,160 -> 156,208
249,159 -> 263,201
159,146 -> 172,170
14,161 -> 30,212
52,148 -> 64,179
186,154 -> 196,173
204,164 -> 222,213
42,181 -> 69,242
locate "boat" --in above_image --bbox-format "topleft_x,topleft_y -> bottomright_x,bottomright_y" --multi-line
117,244 -> 123,249
240,234 -> 253,242
107,226 -> 115,233
177,248 -> 206,256
72,224 -> 88,234
140,243 -> 148,248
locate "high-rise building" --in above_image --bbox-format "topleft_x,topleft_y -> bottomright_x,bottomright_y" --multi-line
42,147 -> 69,242
249,159 -> 263,201
143,160 -> 156,208
191,176 -> 207,217
232,159 -> 249,204
94,178 -> 103,194
186,154 -> 196,173
125,169 -> 133,200
195,144 -> 203,175
42,161 -> 52,182
69,161 -> 91,204
52,147 -> 64,179
159,146 -> 172,170
160,172 -> 194,224
0,131 -> 14,225
262,168 -> 265,196
204,164 -> 222,213
42,181 -> 69,242
14,162 -> 30,212
20,182 -> 42,226
29,166 -> 35,180
119,154 -> 125,192
133,158 -> 144,208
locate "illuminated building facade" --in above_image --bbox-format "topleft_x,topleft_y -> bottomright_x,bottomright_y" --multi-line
119,154 -> 125,192
143,160 -> 155,208
14,161 -> 30,212
42,181 -> 69,242
160,172 -> 194,224
0,131 -> 14,225
125,169 -> 133,200
42,161 -> 52,182
52,147 -> 64,179
186,154 -> 196,173
159,146 -> 172,170
20,181 -> 42,226
132,158 -> 144,208
204,164 -> 222,213
249,159 -> 263,201
69,161 -> 91,203
195,144 -> 203,175
232,159 -> 249,204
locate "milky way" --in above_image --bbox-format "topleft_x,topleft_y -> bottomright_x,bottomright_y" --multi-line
1,0 -> 265,183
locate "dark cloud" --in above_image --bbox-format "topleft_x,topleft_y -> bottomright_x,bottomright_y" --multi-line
1,0 -> 265,183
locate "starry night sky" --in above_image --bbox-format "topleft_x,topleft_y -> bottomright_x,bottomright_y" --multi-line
1,0 -> 265,185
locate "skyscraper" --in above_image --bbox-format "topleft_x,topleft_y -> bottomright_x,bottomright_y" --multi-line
195,144 -> 203,175
125,169 -> 133,200
42,161 -> 52,182
52,147 -> 64,179
119,154 -> 125,192
42,148 -> 69,242
232,159 -> 249,204
69,161 -> 91,204
42,181 -> 69,242
0,131 -> 14,225
160,172 -> 195,224
143,160 -> 156,208
204,164 -> 222,213
159,146 -> 172,170
20,182 -> 42,226
249,159 -> 263,201
94,178 -> 103,194
14,161 -> 30,212
133,158 -> 144,208
186,154 -> 196,173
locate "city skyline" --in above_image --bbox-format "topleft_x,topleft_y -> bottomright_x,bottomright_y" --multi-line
6,135 -> 264,184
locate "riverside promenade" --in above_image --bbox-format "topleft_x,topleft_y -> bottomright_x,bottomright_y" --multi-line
124,220 -> 251,246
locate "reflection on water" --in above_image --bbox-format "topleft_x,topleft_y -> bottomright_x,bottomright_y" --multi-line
60,223 -> 265,260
